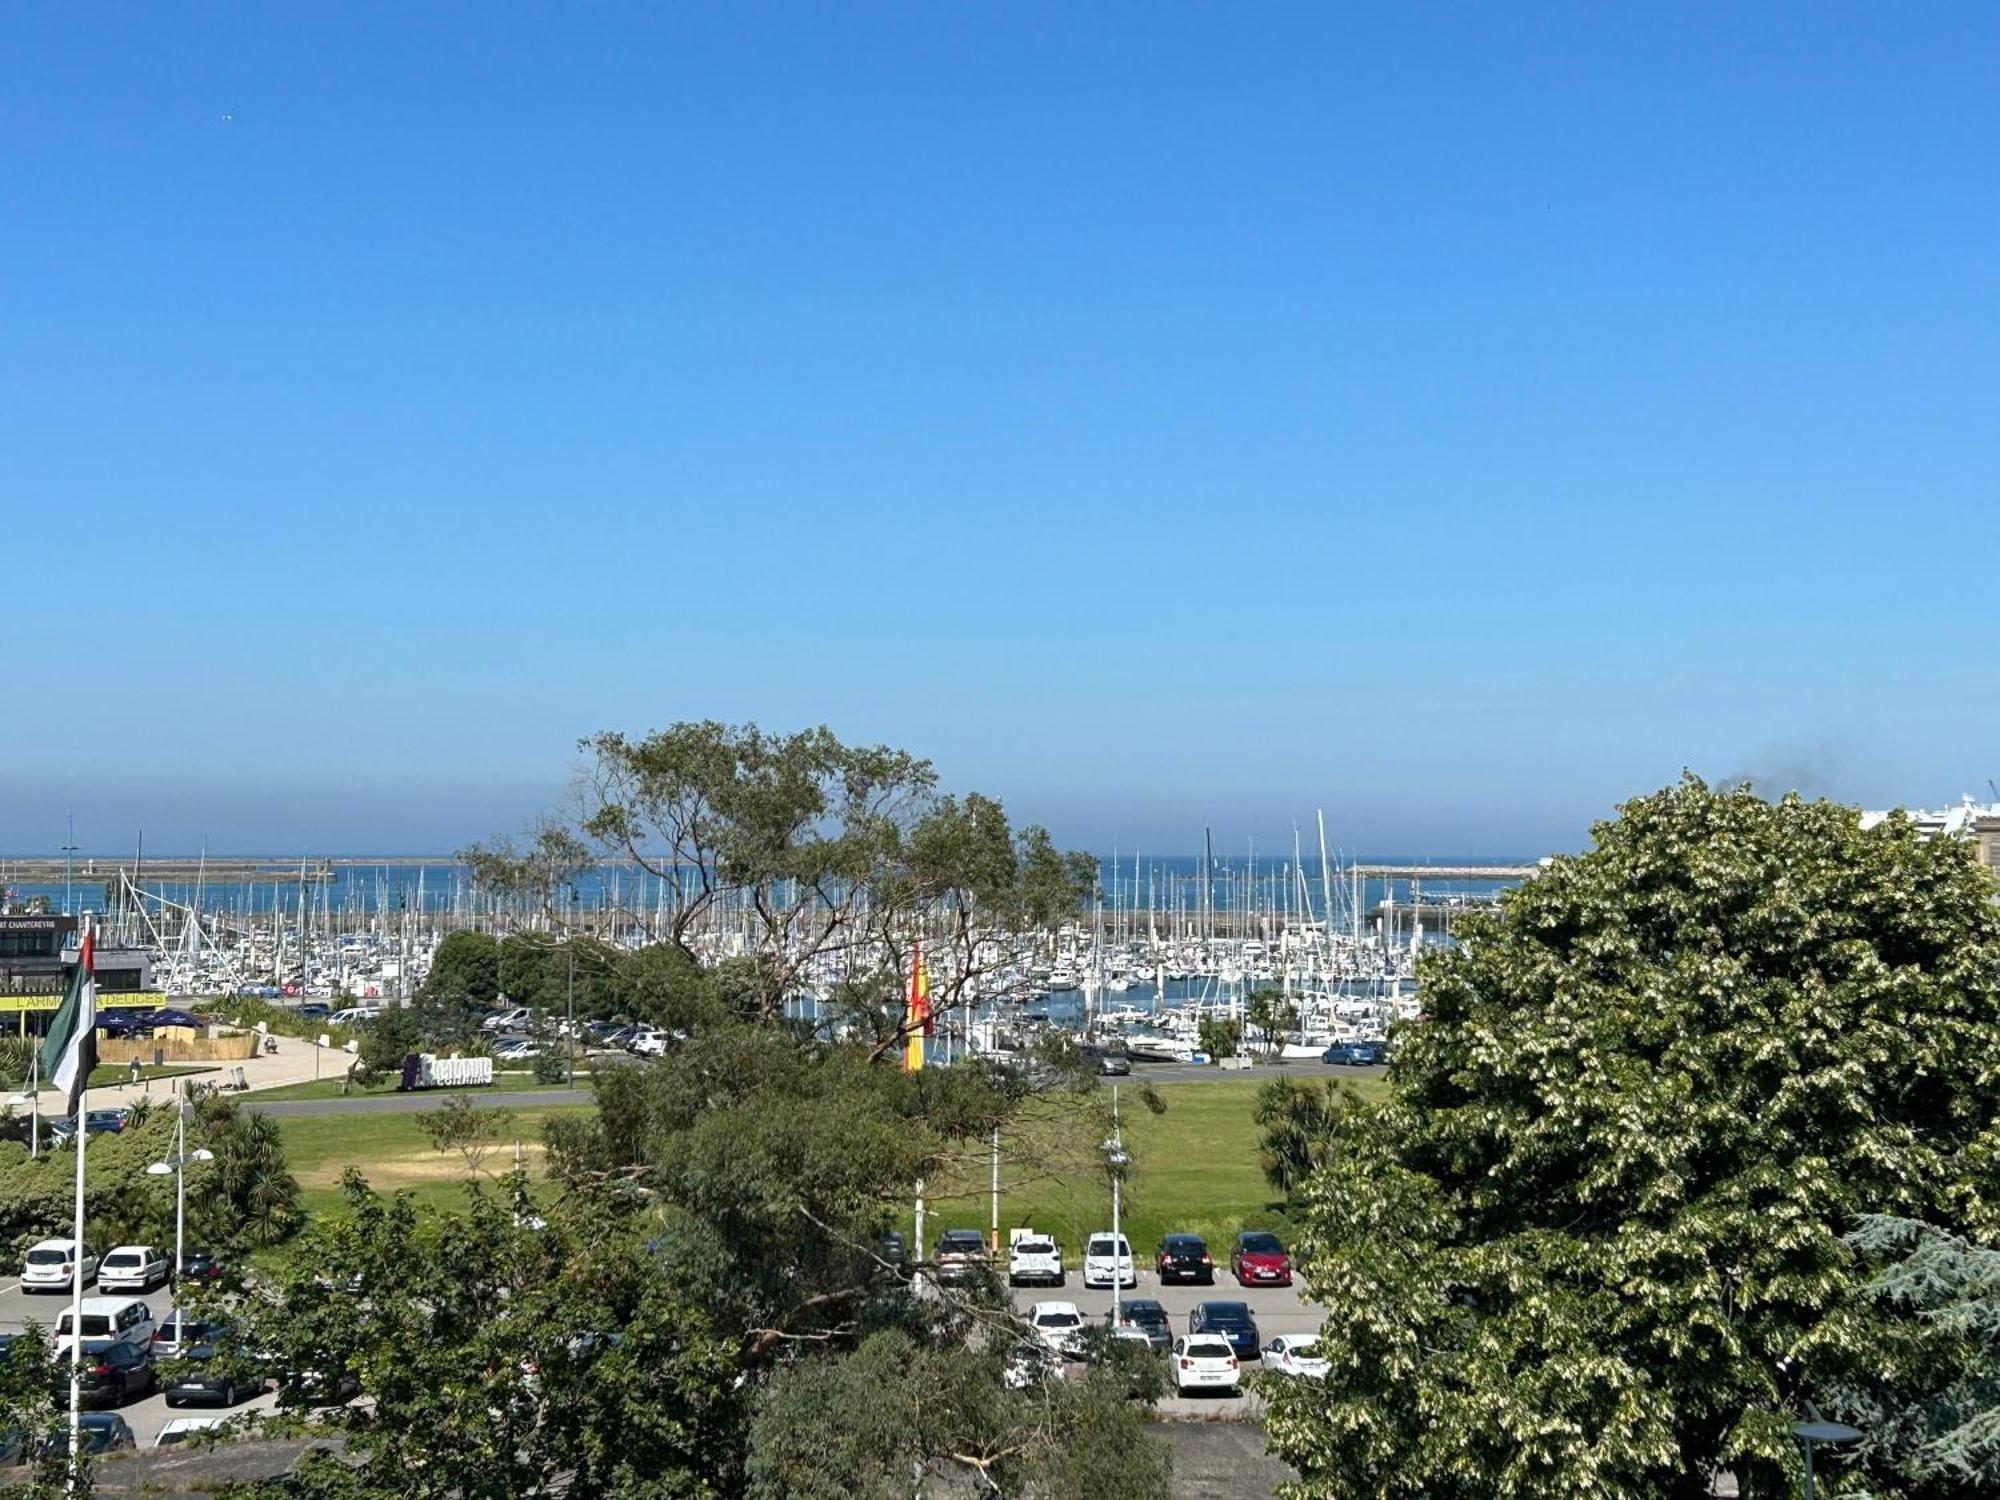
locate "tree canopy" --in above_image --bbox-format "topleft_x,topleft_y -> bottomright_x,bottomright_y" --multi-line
1264,778 -> 2000,1499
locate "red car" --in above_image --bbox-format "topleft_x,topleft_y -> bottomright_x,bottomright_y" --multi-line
1231,1231 -> 1292,1287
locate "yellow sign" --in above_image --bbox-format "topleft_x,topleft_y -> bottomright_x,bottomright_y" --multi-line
0,991 -> 168,1015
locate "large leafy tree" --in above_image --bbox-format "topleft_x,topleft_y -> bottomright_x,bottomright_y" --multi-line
579,720 -> 1094,1041
1265,778 -> 2000,1499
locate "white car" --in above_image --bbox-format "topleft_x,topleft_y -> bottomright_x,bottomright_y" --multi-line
1027,1301 -> 1087,1356
154,1416 -> 227,1449
629,1028 -> 670,1058
1263,1334 -> 1330,1379
99,1244 -> 171,1293
1081,1232 -> 1136,1290
1169,1334 -> 1241,1395
1007,1236 -> 1065,1287
481,1006 -> 531,1034
22,1238 -> 96,1294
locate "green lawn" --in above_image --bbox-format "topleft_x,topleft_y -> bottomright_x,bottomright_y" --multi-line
922,1076 -> 1386,1261
87,1062 -> 214,1087
279,1103 -> 595,1218
272,1072 -> 1383,1259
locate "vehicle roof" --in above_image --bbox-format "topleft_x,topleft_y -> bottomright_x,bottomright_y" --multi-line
104,1245 -> 160,1256
65,1297 -> 152,1314
28,1238 -> 82,1251
1121,1298 -> 1166,1313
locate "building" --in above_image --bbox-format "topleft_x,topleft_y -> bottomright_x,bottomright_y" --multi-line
0,912 -> 159,1034
1859,798 -> 2000,882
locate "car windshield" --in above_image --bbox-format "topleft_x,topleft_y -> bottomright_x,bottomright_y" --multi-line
68,1316 -> 115,1336
1088,1237 -> 1128,1256
1240,1234 -> 1284,1254
1201,1304 -> 1252,1323
105,1253 -> 142,1265
1035,1313 -> 1082,1329
1016,1241 -> 1054,1255
1283,1338 -> 1320,1357
1165,1237 -> 1204,1251
1126,1307 -> 1167,1326
1186,1339 -> 1234,1359
941,1233 -> 983,1249
27,1249 -> 71,1265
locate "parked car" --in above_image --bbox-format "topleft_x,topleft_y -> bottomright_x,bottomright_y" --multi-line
1155,1233 -> 1214,1285
56,1298 -> 159,1356
629,1028 -> 671,1058
1262,1334 -> 1330,1379
152,1311 -> 210,1360
1081,1232 -> 1136,1290
933,1229 -> 989,1285
491,1037 -> 541,1061
84,1108 -> 132,1136
1105,1298 -> 1172,1353
98,1245 -> 171,1293
177,1248 -> 225,1289
65,1341 -> 157,1407
163,1323 -> 260,1408
1027,1301 -> 1087,1357
22,1239 -> 96,1294
296,1002 -> 332,1022
878,1231 -> 909,1280
72,1411 -> 137,1454
1007,1233 -> 1065,1287
153,1415 -> 226,1448
1097,1051 -> 1131,1077
1002,1339 -> 1062,1390
480,1006 -> 532,1034
1188,1301 -> 1261,1361
1321,1040 -> 1384,1066
1168,1334 -> 1241,1396
1231,1231 -> 1294,1288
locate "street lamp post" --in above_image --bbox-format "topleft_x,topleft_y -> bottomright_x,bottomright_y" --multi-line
1792,1420 -> 1863,1500
566,889 -> 578,1089
1101,1085 -> 1130,1326
145,1102 -> 215,1285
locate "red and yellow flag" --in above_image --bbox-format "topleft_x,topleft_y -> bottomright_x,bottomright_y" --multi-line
903,942 -> 931,1072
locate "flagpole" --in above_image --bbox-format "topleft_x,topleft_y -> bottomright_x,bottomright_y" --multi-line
29,1045 -> 40,1159
66,920 -> 91,1496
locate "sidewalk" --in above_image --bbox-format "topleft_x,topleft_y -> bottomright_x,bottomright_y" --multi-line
79,1033 -> 359,1111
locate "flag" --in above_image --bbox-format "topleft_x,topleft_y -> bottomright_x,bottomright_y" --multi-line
40,931 -> 96,1118
903,943 -> 930,1073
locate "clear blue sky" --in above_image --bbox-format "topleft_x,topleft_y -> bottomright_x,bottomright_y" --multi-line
5,3 -> 1996,857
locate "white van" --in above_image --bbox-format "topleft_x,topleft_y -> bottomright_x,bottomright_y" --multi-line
55,1297 -> 158,1355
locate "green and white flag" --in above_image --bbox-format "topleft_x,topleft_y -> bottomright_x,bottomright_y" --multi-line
39,930 -> 96,1117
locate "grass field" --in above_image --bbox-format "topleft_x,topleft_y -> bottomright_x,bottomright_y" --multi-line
87,1062 -> 213,1087
279,1103 -> 593,1217
272,1074 -> 1385,1253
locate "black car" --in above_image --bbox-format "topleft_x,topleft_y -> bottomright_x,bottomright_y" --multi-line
1106,1298 -> 1172,1353
177,1249 -> 226,1288
162,1321 -> 260,1409
68,1341 -> 157,1407
74,1412 -> 137,1454
297,1002 -> 332,1022
879,1231 -> 910,1280
1155,1233 -> 1214,1285
1188,1301 -> 1261,1362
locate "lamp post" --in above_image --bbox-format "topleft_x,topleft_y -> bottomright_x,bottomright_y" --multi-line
566,888 -> 578,1089
61,811 -> 78,917
145,1103 -> 215,1286
1791,1420 -> 1863,1500
1101,1085 -> 1130,1326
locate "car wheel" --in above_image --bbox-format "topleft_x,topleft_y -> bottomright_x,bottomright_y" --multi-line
1054,1273 -> 1065,1287
223,1382 -> 237,1406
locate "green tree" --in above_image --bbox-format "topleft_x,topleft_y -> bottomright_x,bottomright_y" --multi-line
1820,1215 -> 2000,1495
579,721 -> 1093,1046
236,1172 -> 743,1498
1265,779 -> 2000,1499
1252,1076 -> 1365,1203
421,931 -> 501,1008
0,1325 -> 90,1499
417,1095 -> 518,1178
1196,1017 -> 1240,1061
1244,988 -> 1299,1060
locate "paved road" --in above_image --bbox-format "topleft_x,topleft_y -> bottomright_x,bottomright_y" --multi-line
0,1275 -> 278,1449
233,1060 -> 1382,1118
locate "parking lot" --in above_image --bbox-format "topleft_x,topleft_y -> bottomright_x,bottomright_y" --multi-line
1004,1259 -> 1319,1419
0,1274 -> 280,1449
